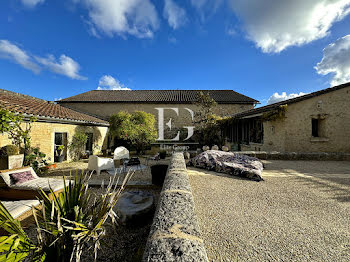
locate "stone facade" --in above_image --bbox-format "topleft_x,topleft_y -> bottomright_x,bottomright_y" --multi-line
62,102 -> 253,139
0,121 -> 108,162
241,85 -> 350,153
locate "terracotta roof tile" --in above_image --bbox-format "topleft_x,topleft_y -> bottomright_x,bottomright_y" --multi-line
0,89 -> 108,126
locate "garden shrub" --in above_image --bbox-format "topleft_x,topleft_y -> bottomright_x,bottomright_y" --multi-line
25,147 -> 48,175
69,132 -> 88,161
0,145 -> 19,156
109,111 -> 157,154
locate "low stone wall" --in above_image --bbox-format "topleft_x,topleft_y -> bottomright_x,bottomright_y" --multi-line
235,151 -> 350,161
143,152 -> 208,262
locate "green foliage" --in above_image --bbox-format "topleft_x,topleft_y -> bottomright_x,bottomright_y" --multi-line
0,171 -> 134,261
55,145 -> 65,157
0,108 -> 22,134
68,132 -> 88,161
0,201 -> 38,262
25,147 -> 48,175
0,108 -> 37,156
194,92 -> 223,146
109,111 -> 157,154
262,105 -> 287,122
0,145 -> 19,156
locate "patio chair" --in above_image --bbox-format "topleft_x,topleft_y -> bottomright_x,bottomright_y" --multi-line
0,166 -> 65,200
88,155 -> 114,175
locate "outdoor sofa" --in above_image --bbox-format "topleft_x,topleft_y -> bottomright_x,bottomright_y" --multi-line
0,166 -> 65,200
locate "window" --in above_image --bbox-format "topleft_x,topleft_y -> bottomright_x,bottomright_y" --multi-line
312,117 -> 326,138
312,118 -> 319,137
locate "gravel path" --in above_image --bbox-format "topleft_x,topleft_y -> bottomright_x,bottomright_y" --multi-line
188,160 -> 350,262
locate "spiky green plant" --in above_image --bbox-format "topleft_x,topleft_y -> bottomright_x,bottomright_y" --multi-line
0,170 -> 134,262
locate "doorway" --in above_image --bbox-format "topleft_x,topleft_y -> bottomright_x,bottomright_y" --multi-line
54,132 -> 67,162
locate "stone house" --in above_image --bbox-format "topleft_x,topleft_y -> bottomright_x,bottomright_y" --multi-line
0,89 -> 109,162
223,82 -> 350,153
58,90 -> 258,142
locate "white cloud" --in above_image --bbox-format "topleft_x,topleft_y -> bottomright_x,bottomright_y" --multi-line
267,92 -> 307,105
74,0 -> 159,38
163,0 -> 187,29
97,75 -> 131,90
21,0 -> 45,8
229,0 -> 350,53
35,54 -> 87,80
190,0 -> 223,20
0,39 -> 86,80
315,35 -> 350,86
0,40 -> 40,73
190,0 -> 223,12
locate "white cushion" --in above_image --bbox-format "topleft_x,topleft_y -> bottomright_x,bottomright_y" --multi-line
2,199 -> 40,219
11,178 -> 65,192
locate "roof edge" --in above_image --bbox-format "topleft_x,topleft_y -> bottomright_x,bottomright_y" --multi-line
232,81 -> 350,119
22,113 -> 109,127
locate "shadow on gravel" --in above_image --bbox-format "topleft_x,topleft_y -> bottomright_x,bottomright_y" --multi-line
293,175 -> 350,203
187,167 -> 263,182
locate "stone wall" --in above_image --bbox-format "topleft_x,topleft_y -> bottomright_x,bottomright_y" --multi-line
243,86 -> 350,153
62,102 -> 252,133
235,151 -> 350,161
0,121 -> 108,162
143,153 -> 208,261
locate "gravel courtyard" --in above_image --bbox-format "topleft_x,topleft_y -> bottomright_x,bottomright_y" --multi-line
188,160 -> 350,262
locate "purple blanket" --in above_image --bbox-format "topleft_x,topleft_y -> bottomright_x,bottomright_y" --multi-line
188,150 -> 264,181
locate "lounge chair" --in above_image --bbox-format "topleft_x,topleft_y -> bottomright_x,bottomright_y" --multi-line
88,155 -> 114,175
0,199 -> 41,235
0,166 -> 65,200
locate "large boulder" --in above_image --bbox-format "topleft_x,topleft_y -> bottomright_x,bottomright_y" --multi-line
115,191 -> 154,225
188,150 -> 264,181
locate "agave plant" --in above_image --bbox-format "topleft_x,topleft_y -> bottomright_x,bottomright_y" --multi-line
0,170 -> 134,262
0,201 -> 37,261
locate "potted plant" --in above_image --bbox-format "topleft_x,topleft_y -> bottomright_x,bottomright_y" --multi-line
55,145 -> 65,163
0,145 -> 24,170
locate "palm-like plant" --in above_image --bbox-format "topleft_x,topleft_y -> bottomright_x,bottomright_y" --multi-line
0,201 -> 37,261
0,170 -> 133,262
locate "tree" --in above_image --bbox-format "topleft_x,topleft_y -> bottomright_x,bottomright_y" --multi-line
0,107 -> 36,155
68,132 -> 88,161
194,92 -> 223,146
109,111 -> 157,154
0,108 -> 20,134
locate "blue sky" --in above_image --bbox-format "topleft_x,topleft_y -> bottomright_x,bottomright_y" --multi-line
1,1 -> 350,105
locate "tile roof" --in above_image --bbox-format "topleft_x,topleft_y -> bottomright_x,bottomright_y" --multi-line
59,90 -> 258,104
0,89 -> 108,126
232,82 -> 350,119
